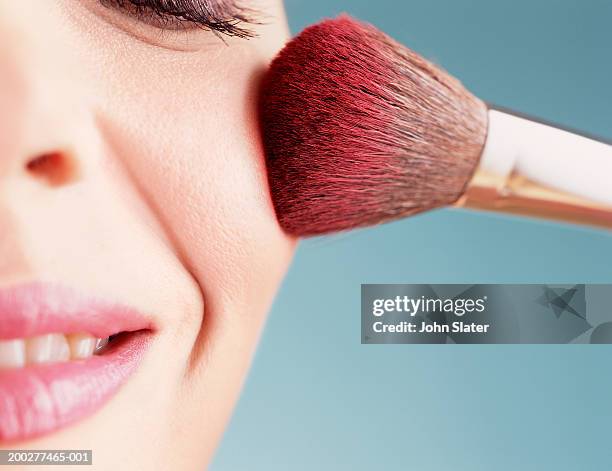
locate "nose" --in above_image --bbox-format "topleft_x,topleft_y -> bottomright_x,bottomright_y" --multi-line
0,58 -> 80,185
0,3 -> 98,276
0,5 -> 83,186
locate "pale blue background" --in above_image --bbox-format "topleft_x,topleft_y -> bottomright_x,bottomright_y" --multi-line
212,1 -> 612,469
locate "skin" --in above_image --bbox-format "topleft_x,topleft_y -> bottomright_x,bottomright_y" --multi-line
0,1 -> 294,469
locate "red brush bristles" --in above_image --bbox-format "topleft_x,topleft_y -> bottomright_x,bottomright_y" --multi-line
259,15 -> 488,236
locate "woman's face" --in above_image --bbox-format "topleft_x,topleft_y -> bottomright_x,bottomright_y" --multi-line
0,1 -> 294,469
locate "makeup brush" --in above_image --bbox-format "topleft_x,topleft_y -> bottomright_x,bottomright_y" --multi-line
259,15 -> 612,236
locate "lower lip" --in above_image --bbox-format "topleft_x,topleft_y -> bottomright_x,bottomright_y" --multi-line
0,331 -> 150,443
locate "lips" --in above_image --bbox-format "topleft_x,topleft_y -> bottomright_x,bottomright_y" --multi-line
0,283 -> 153,442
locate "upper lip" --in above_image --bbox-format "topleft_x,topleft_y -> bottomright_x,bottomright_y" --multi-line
0,282 -> 153,339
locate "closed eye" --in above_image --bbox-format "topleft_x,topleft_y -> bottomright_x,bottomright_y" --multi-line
100,0 -> 260,38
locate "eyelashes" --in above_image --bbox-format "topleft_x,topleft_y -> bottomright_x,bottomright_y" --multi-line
100,0 -> 260,39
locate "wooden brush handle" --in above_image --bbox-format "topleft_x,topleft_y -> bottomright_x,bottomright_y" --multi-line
456,109 -> 612,230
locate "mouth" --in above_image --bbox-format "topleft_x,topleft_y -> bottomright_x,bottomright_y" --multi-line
0,283 -> 154,443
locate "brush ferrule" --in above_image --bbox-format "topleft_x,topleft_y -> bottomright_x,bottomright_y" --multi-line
456,110 -> 612,229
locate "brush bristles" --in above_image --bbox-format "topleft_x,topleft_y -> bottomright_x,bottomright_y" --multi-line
260,15 -> 488,236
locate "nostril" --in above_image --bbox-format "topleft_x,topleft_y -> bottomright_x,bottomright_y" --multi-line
25,151 -> 78,187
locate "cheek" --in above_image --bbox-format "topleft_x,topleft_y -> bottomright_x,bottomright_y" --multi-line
91,42 -> 295,323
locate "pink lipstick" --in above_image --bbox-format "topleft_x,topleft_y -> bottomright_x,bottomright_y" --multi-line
0,283 -> 153,442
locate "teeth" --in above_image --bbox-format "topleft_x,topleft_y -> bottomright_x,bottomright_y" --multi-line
27,334 -> 70,365
0,340 -> 26,368
95,337 -> 109,353
0,334 -> 110,370
68,334 -> 97,360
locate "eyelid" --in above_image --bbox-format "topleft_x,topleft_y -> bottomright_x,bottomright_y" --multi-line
101,0 -> 261,38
